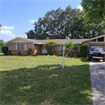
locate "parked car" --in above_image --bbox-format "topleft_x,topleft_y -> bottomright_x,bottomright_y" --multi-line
88,46 -> 105,62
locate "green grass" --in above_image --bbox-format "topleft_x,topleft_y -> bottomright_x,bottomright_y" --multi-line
0,55 -> 92,105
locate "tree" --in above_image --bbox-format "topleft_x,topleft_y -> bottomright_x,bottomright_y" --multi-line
44,41 -> 58,54
70,11 -> 105,38
65,42 -> 74,51
2,46 -> 8,55
0,40 -> 7,53
26,5 -> 105,39
81,0 -> 105,21
25,30 -> 36,39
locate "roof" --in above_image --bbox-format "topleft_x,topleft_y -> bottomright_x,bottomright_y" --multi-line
82,34 -> 105,43
6,37 -> 89,45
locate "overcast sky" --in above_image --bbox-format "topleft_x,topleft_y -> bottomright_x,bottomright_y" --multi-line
0,0 -> 83,42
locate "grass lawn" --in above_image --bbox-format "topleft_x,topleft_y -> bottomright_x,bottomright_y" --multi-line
0,55 -> 92,105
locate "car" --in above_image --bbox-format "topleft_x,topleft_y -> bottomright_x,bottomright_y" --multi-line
88,46 -> 105,62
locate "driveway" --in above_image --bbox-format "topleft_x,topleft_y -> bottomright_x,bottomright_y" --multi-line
90,59 -> 105,105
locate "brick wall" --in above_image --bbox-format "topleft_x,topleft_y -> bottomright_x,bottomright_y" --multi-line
51,51 -> 80,56
10,50 -> 27,55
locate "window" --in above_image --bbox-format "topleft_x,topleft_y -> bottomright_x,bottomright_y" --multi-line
17,44 -> 25,50
97,37 -> 104,42
90,39 -> 96,42
90,47 -> 103,52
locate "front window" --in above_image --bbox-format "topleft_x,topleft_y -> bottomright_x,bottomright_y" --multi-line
90,47 -> 103,52
17,44 -> 25,50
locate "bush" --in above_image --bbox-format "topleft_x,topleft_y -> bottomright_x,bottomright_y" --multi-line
44,41 -> 58,55
65,41 -> 74,51
8,50 -> 11,55
18,52 -> 21,55
58,52 -> 63,56
27,48 -> 33,55
2,46 -> 8,55
0,40 -> 7,53
70,50 -> 74,57
80,45 -> 88,57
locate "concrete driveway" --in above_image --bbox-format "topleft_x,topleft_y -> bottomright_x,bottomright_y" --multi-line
90,59 -> 105,105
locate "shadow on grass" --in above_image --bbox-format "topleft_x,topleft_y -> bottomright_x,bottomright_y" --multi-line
0,64 -> 92,105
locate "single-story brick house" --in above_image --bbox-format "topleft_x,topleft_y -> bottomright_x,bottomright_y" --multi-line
6,35 -> 105,55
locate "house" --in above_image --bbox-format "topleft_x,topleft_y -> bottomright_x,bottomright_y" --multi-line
6,35 -> 105,55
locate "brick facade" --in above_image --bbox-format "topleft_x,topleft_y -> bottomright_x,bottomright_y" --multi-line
51,51 -> 80,56
10,50 -> 27,55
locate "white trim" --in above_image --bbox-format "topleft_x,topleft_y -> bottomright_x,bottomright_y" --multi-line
16,44 -> 17,50
25,44 -> 26,50
81,35 -> 105,43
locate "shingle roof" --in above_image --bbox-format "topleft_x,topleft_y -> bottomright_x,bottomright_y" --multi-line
6,37 -> 89,44
32,39 -> 89,44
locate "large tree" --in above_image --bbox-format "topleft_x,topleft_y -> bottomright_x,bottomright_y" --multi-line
26,5 -> 105,39
70,11 -> 105,38
81,0 -> 105,21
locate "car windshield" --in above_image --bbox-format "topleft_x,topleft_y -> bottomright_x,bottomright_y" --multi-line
90,47 -> 103,51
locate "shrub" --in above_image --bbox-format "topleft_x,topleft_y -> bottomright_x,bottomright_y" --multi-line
27,48 -> 33,55
2,46 -> 8,55
73,44 -> 78,51
44,41 -> 58,55
8,50 -> 11,55
58,52 -> 63,56
0,40 -> 7,53
65,42 -> 74,51
70,50 -> 74,57
18,52 -> 21,55
80,45 -> 88,57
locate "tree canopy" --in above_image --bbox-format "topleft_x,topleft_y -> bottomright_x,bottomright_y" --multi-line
81,0 -> 105,21
26,5 -> 105,39
0,40 -> 8,53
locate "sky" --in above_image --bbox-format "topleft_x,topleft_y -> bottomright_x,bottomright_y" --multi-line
0,0 -> 83,42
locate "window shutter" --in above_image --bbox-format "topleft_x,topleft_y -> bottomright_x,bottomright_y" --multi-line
16,44 -> 17,50
25,44 -> 26,50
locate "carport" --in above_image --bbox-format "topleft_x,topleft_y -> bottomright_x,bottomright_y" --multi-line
82,35 -> 105,50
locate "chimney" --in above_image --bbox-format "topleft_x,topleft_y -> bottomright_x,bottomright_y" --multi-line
46,37 -> 50,40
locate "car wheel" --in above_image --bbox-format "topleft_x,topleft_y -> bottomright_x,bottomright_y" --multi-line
103,58 -> 105,62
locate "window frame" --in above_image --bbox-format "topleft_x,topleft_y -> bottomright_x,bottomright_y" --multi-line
16,44 -> 26,50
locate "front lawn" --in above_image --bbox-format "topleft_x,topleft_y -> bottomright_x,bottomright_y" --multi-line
0,55 -> 92,105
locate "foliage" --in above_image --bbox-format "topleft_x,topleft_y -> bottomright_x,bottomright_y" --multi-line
44,41 -> 58,54
27,48 -> 33,55
65,42 -> 74,52
0,56 -> 92,105
0,40 -> 7,53
2,46 -> 8,55
81,0 -> 105,21
80,45 -> 88,57
73,44 -> 78,51
18,52 -> 21,55
70,11 -> 105,38
26,5 -> 105,39
58,52 -> 63,56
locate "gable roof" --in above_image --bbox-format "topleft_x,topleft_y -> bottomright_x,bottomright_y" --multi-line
82,35 -> 105,43
6,37 -> 89,45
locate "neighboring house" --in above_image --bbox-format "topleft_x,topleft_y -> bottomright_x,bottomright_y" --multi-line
6,35 -> 105,55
